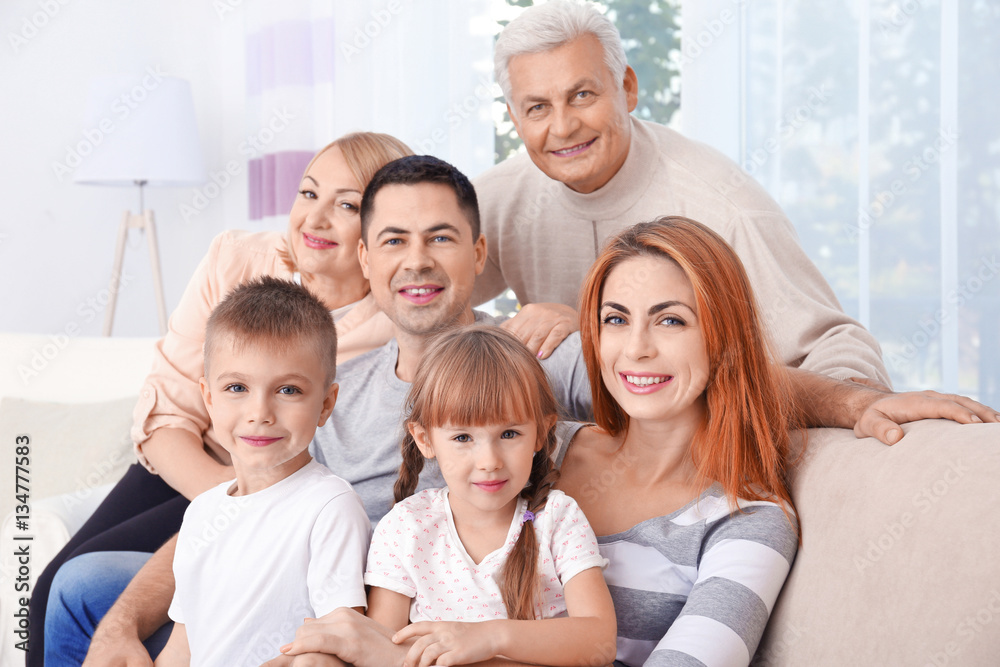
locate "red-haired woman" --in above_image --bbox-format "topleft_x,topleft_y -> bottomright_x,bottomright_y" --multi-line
274,216 -> 995,667
279,217 -> 799,667
554,216 -> 802,666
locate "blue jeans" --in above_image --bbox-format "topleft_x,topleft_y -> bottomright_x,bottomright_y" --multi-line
44,551 -> 173,666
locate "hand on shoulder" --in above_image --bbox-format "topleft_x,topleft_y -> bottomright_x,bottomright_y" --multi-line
500,302 -> 579,359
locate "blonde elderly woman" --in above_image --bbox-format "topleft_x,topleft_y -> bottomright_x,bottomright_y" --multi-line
27,132 -> 411,664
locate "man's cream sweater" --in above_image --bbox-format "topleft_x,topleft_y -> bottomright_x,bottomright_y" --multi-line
473,117 -> 889,384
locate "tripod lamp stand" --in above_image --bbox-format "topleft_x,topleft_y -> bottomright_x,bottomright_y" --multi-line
74,75 -> 206,336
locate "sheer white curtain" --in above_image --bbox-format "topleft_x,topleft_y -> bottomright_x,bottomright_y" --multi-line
683,0 -> 999,404
243,0 -> 496,226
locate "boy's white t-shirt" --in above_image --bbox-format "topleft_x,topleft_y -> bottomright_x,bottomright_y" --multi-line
365,488 -> 606,622
169,460 -> 370,667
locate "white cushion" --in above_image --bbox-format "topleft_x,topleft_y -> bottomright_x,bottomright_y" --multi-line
0,396 -> 136,520
0,394 -> 136,667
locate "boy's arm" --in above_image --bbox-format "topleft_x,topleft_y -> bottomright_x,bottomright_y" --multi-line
83,535 -> 178,667
785,367 -> 999,444
394,567 -> 617,667
153,623 -> 189,667
307,492 -> 370,616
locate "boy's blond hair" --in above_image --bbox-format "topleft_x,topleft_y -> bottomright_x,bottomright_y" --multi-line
204,276 -> 338,384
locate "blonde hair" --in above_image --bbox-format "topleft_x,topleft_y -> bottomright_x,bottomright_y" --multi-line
395,325 -> 560,620
283,132 -> 413,272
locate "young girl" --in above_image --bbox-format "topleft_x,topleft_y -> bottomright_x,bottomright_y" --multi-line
363,325 -> 617,667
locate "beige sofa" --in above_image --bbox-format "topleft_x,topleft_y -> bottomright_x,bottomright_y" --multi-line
0,332 -> 155,666
757,419 -> 1000,665
1,333 -> 998,666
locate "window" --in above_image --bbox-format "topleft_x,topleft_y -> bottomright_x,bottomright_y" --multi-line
740,1 -> 999,402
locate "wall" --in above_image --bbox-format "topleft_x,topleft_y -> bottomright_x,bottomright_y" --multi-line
0,0 -> 497,340
0,0 -> 248,337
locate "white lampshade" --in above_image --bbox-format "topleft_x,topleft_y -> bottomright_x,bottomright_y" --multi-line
74,74 -> 206,187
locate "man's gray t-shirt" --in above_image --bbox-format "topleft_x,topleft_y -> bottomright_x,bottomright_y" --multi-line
310,312 -> 592,524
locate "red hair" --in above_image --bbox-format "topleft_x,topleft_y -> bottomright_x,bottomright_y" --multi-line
579,217 -> 800,521
394,325 -> 560,619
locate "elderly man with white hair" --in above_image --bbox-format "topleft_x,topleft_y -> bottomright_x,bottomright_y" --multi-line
477,0 -> 890,388
49,4 -> 998,667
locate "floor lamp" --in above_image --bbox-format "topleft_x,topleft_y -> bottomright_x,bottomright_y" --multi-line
74,75 -> 206,336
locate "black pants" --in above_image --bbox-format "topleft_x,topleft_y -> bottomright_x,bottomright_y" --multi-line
26,464 -> 188,666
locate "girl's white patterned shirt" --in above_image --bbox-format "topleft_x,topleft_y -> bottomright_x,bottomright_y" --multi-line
365,488 -> 606,622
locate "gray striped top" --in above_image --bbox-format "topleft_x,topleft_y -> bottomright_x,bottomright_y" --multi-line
598,485 -> 798,666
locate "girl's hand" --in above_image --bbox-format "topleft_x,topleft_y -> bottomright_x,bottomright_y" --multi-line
393,621 -> 501,667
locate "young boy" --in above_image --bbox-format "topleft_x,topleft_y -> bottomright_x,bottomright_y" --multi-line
154,276 -> 370,667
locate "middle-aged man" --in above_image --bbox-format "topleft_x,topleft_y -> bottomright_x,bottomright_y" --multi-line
473,0 -> 890,386
61,156 -> 995,667
49,156 -> 590,666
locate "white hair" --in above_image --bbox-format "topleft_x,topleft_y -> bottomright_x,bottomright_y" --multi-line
495,0 -> 628,108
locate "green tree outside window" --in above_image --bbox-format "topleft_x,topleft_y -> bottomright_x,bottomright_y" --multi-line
489,0 -> 681,317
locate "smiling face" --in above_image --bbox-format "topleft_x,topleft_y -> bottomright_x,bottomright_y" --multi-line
287,145 -> 365,281
410,421 -> 541,522
598,255 -> 710,428
506,33 -> 638,194
359,182 -> 486,339
201,336 -> 338,495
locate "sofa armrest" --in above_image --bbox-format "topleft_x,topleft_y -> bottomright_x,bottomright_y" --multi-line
756,420 -> 1000,665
